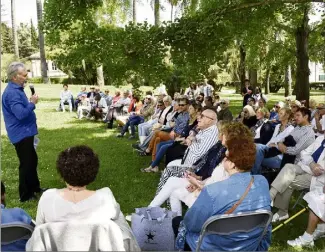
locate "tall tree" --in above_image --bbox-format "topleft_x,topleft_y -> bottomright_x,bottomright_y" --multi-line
36,0 -> 49,84
132,0 -> 137,22
154,0 -> 160,26
11,0 -> 19,58
30,19 -> 39,49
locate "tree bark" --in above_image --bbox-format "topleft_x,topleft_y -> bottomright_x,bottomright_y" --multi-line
96,65 -> 105,88
249,69 -> 258,90
239,44 -> 246,91
171,4 -> 173,22
265,68 -> 270,94
295,8 -> 310,107
11,0 -> 19,58
133,0 -> 136,23
154,0 -> 160,26
284,65 -> 292,97
36,0 -> 49,84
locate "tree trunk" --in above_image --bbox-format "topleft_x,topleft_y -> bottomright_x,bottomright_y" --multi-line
249,69 -> 258,90
239,44 -> 246,92
265,68 -> 270,94
171,4 -> 173,22
284,65 -> 292,97
295,8 -> 310,107
96,65 -> 105,88
11,0 -> 19,58
154,0 -> 160,26
36,0 -> 49,84
133,0 -> 136,23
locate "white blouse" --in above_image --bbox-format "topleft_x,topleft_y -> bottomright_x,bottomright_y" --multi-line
267,124 -> 295,145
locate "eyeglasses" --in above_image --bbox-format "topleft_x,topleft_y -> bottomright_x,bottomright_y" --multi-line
200,114 -> 214,120
220,102 -> 226,105
157,104 -> 163,107
291,105 -> 298,108
179,104 -> 187,107
243,111 -> 249,114
274,105 -> 280,109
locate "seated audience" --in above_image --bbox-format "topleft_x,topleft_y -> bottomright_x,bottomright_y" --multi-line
116,96 -> 143,127
59,84 -> 73,113
88,94 -> 108,121
238,105 -> 258,128
269,101 -> 284,127
141,97 -> 190,158
290,100 -> 302,124
256,98 -> 269,117
87,86 -> 96,104
33,145 -> 138,251
173,122 -> 271,251
74,86 -> 87,109
252,108 -> 274,145
309,99 -> 318,120
247,97 -> 256,110
1,181 -> 34,251
195,93 -> 204,106
117,96 -> 154,139
203,96 -> 213,109
270,132 -> 324,223
252,108 -> 314,174
141,103 -> 200,173
106,91 -> 131,129
216,99 -> 233,121
287,172 -> 325,248
311,103 -> 325,137
156,109 -> 218,193
103,89 -> 113,107
77,94 -> 91,119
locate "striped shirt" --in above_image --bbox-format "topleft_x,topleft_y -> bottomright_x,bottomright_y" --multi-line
285,124 -> 315,161
183,125 -> 219,165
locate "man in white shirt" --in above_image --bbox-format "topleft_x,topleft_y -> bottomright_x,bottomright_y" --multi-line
60,84 -> 73,112
270,132 -> 325,224
311,103 -> 325,137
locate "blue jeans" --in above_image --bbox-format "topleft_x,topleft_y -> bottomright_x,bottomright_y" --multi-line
252,144 -> 282,175
151,140 -> 174,167
121,116 -> 144,136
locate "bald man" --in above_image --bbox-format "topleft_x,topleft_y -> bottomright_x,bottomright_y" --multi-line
156,109 -> 219,193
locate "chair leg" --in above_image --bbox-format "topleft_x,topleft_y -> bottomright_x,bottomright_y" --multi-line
291,190 -> 307,210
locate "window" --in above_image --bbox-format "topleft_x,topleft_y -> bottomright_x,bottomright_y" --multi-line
319,75 -> 325,81
52,62 -> 58,71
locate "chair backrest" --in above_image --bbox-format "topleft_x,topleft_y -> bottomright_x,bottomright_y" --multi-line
1,222 -> 34,245
196,210 -> 272,252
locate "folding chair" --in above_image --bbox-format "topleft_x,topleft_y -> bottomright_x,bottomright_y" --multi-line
196,210 -> 272,252
1,222 -> 34,246
291,188 -> 309,210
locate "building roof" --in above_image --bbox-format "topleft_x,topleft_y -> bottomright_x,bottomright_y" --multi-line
28,52 -> 41,60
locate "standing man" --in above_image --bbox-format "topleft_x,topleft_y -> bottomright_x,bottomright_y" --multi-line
241,79 -> 253,107
2,62 -> 44,202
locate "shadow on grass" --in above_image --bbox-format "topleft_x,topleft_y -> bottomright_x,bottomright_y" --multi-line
1,125 -> 159,219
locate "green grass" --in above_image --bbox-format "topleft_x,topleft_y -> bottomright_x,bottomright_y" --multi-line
1,83 -> 325,251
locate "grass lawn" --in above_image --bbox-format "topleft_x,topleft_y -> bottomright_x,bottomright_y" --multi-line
1,83 -> 325,251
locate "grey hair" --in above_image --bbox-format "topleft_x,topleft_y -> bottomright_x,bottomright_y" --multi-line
7,62 -> 26,80
163,95 -> 172,103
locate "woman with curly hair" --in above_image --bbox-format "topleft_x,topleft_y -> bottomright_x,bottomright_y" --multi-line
34,145 -> 139,251
173,122 -> 271,251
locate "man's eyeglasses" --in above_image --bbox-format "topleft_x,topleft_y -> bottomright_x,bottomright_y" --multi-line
200,114 -> 214,120
220,102 -> 226,105
274,105 -> 280,109
157,104 -> 163,107
179,104 -> 187,107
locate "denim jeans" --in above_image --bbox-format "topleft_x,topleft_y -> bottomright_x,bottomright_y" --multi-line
151,140 -> 174,167
252,144 -> 282,175
121,116 -> 144,136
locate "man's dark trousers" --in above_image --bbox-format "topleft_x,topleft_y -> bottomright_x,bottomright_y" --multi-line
14,136 -> 40,201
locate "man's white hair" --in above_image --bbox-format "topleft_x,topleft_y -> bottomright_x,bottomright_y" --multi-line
7,62 -> 26,80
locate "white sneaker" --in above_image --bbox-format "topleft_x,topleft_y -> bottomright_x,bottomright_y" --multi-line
313,224 -> 325,240
125,215 -> 132,222
287,236 -> 314,248
272,212 -> 289,223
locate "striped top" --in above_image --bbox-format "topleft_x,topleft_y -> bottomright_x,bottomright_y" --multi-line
183,125 -> 219,165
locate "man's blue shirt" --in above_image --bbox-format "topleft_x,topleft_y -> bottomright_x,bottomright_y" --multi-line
2,82 -> 38,144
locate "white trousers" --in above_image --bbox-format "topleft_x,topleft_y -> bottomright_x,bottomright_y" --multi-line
149,177 -> 190,216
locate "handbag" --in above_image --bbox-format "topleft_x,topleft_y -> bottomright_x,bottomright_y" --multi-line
131,207 -> 177,251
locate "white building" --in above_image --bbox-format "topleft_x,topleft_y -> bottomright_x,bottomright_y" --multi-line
309,62 -> 325,83
28,52 -> 67,78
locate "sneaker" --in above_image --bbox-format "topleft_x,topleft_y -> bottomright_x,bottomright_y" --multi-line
126,215 -> 132,222
128,135 -> 136,140
116,134 -> 124,138
287,236 -> 314,248
132,144 -> 144,152
272,212 -> 289,223
313,224 -> 325,240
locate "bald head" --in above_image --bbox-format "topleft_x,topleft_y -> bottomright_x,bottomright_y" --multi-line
198,109 -> 217,130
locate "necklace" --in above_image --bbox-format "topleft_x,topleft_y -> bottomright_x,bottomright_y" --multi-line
66,186 -> 86,192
